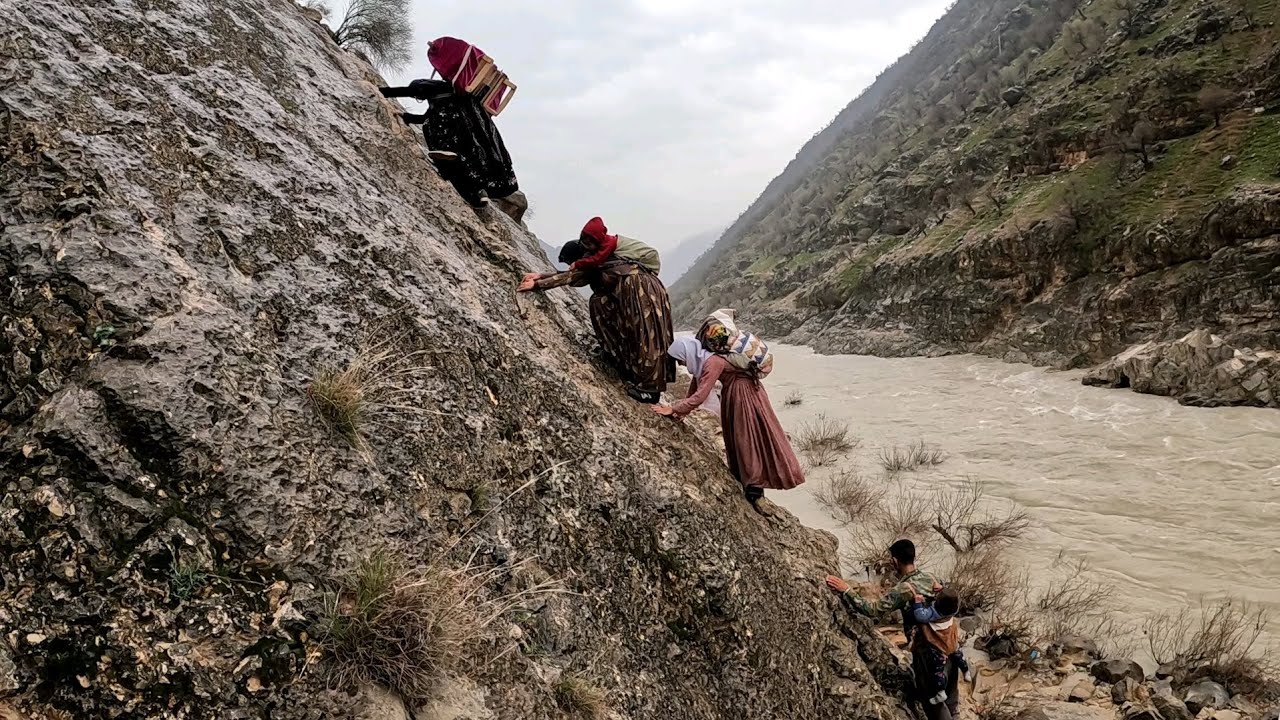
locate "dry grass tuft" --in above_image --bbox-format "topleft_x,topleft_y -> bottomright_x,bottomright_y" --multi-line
1145,599 -> 1279,700
308,340 -> 439,455
554,674 -> 608,718
879,440 -> 946,474
318,549 -> 560,703
796,414 -> 858,466
814,470 -> 885,526
783,390 -> 804,407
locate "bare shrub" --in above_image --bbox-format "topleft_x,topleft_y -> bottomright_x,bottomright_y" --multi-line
783,390 -> 804,407
814,470 -> 885,526
973,687 -> 1023,720
879,440 -> 946,474
848,491 -> 935,568
554,674 -> 608,718
333,0 -> 412,71
932,479 -> 1030,553
985,553 -> 1121,657
1145,599 -> 1279,700
318,550 -> 559,702
796,414 -> 858,465
944,547 -> 1023,613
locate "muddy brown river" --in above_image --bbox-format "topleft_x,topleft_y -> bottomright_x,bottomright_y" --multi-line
759,344 -> 1280,655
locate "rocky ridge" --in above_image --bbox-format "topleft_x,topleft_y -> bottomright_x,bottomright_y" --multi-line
673,0 -> 1280,408
0,0 -> 915,718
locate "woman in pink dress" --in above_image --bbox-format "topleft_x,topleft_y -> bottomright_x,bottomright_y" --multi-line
654,339 -> 804,503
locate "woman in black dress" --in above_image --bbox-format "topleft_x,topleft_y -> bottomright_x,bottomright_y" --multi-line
380,79 -> 518,208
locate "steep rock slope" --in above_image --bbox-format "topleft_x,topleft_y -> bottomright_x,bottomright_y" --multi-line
674,0 -> 1280,407
0,1 -> 911,718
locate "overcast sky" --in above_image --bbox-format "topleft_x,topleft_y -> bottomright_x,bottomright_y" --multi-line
381,0 -> 951,251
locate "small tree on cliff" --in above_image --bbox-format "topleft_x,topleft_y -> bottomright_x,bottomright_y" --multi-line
1198,86 -> 1235,128
334,0 -> 413,71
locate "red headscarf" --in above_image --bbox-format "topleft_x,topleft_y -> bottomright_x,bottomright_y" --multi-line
571,217 -> 618,270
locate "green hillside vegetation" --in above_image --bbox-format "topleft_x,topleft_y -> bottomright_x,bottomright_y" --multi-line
674,0 -> 1280,362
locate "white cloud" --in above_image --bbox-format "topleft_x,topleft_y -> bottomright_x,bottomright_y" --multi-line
378,0 -> 950,250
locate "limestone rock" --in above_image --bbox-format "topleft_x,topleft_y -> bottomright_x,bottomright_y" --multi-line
1058,673 -> 1095,702
1151,692 -> 1193,720
1020,701 -> 1117,720
1002,86 -> 1028,107
1123,703 -> 1160,720
1184,681 -> 1230,715
1091,658 -> 1146,684
1084,330 -> 1280,408
1112,678 -> 1138,705
0,646 -> 17,694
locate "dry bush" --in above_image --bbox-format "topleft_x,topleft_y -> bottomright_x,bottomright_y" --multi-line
848,491 -> 936,568
783,390 -> 804,407
932,479 -> 1030,553
318,550 -> 559,703
879,440 -> 946,474
1145,599 -> 1279,700
308,339 -> 438,455
973,687 -> 1023,720
814,470 -> 886,526
943,546 -> 1024,613
333,0 -> 412,70
554,674 -> 608,718
985,553 -> 1121,657
796,414 -> 858,465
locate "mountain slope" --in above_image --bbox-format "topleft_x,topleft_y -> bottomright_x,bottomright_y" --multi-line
661,228 -> 722,286
674,0 -> 1280,407
0,1 -> 912,718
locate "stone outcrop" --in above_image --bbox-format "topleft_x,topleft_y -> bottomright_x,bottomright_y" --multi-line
1083,330 -> 1280,407
0,1 -> 914,718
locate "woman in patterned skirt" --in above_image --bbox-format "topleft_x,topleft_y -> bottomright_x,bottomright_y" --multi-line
517,242 -> 674,403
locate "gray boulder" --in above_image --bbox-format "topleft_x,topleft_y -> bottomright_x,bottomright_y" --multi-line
1122,703 -> 1160,720
1002,86 -> 1027,107
0,645 -> 18,693
1091,658 -> 1146,684
1152,693 -> 1193,720
1184,681 -> 1230,714
1112,677 -> 1137,705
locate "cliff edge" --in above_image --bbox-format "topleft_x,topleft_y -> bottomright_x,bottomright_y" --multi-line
0,0 -> 909,718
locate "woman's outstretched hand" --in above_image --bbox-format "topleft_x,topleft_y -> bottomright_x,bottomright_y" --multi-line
825,575 -> 850,594
651,404 -> 674,417
517,273 -> 539,292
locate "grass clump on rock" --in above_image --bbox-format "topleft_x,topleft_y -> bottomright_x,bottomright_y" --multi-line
307,341 -> 436,454
554,673 -> 608,719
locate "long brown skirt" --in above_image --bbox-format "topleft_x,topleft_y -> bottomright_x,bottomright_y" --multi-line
589,269 -> 675,393
720,371 -> 805,490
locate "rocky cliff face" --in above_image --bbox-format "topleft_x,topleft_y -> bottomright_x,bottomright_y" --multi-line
0,1 -> 911,718
673,0 -> 1280,408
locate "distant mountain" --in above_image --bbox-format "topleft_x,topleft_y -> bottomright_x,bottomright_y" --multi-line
537,239 -> 567,270
660,228 -> 721,286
